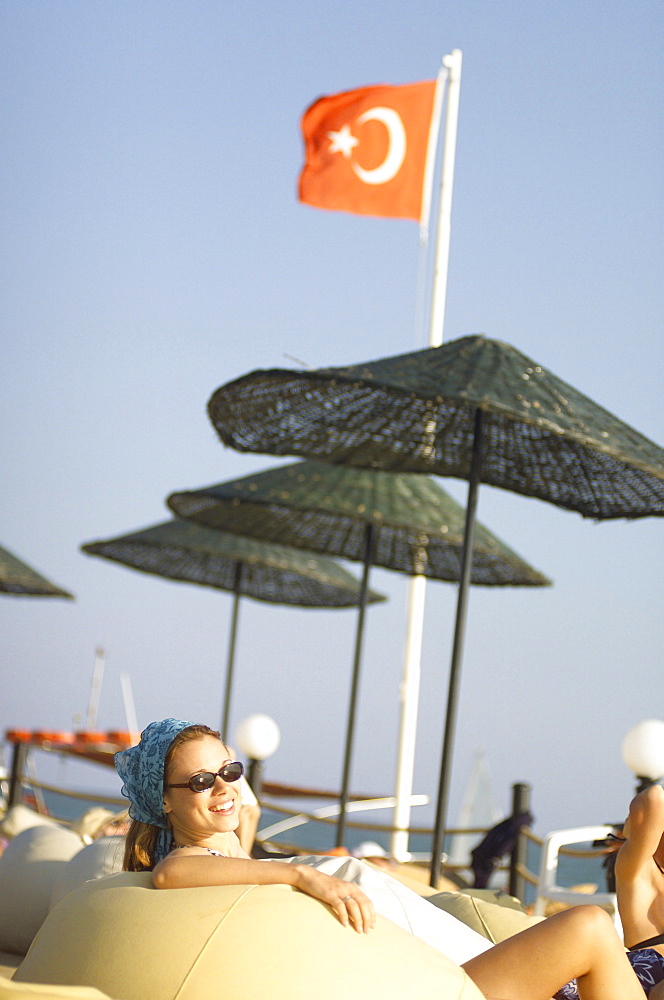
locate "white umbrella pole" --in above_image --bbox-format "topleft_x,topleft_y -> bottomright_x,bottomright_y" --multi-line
390,573 -> 426,860
392,49 -> 462,858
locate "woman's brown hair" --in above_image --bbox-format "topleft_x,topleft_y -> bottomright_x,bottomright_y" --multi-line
123,724 -> 225,871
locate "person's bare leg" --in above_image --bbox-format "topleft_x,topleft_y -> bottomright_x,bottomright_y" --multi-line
462,905 -> 643,1000
649,979 -> 664,1000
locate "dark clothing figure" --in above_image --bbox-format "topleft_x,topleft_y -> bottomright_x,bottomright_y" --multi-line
470,811 -> 534,889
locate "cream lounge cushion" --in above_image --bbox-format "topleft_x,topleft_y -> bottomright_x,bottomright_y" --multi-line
16,872 -> 485,1000
0,975 -> 112,1000
0,951 -> 22,979
50,839 -> 124,909
0,808 -> 61,841
0,827 -> 83,956
429,889 -> 542,942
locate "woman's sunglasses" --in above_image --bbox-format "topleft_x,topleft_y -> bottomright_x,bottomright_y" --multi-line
167,761 -> 244,793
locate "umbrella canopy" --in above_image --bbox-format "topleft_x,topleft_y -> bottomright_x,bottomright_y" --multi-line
168,460 -> 550,843
203,334 -> 664,880
168,460 -> 551,586
0,544 -> 73,599
207,334 -> 664,519
81,517 -> 386,607
82,517 -> 385,737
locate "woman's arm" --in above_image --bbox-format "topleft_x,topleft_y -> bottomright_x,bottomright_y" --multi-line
617,785 -> 664,879
152,852 -> 375,933
235,801 -> 261,855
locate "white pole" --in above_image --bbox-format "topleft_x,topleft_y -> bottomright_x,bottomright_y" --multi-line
85,647 -> 105,730
428,48 -> 462,347
390,51 -> 463,861
120,672 -> 140,743
391,572 -> 427,860
419,63 -> 449,237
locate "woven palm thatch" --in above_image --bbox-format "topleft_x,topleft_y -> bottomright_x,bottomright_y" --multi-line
168,460 -> 551,588
207,335 -> 664,520
81,518 -> 385,609
0,544 -> 73,598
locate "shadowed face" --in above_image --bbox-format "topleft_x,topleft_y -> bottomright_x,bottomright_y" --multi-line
162,734 -> 242,844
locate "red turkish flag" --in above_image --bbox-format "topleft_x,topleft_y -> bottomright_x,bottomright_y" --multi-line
298,81 -> 437,222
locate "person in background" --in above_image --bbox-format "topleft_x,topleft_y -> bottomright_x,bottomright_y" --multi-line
351,840 -> 397,872
71,807 -> 130,844
614,783 -> 664,999
470,811 -> 533,889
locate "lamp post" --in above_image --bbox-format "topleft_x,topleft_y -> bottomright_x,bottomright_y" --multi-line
234,714 -> 280,800
622,720 -> 664,793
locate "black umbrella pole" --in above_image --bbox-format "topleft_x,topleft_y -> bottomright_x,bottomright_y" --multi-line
430,409 -> 486,887
221,562 -> 243,741
336,523 -> 375,847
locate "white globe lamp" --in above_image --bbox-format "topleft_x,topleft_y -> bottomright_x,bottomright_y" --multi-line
622,720 -> 664,792
234,714 -> 280,796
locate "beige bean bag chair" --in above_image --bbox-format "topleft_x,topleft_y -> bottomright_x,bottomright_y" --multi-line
0,827 -> 83,956
0,808 -> 62,842
429,889 -> 542,942
49,839 -> 124,909
16,873 -> 485,1000
0,975 -> 111,1000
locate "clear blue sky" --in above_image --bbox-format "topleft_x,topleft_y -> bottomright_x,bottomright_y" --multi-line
1,0 -> 662,840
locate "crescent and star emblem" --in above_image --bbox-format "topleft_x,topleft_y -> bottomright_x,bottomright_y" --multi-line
326,107 -> 407,185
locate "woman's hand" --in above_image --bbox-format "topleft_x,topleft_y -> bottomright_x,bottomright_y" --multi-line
290,864 -> 376,933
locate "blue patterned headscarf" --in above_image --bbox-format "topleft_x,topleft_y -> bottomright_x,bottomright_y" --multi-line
115,718 -> 194,862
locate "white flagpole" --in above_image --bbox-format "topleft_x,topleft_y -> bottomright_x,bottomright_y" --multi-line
390,50 -> 462,862
429,49 -> 462,347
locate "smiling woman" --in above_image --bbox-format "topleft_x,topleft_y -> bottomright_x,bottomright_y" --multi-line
162,737 -> 247,849
112,720 -> 649,1000
115,720 -> 382,935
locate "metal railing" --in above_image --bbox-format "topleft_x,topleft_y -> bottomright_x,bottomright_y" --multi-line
14,777 -> 127,809
257,782 -> 542,900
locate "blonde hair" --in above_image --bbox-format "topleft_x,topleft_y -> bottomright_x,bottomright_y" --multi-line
122,724 -> 224,871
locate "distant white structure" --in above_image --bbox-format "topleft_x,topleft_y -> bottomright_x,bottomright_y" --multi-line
446,750 -> 503,882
